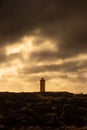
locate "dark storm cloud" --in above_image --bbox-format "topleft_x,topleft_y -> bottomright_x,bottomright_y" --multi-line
0,0 -> 3,6
30,50 -> 58,61
21,61 -> 78,74
21,58 -> 87,77
0,47 -> 7,63
0,0 -> 87,59
8,53 -> 23,61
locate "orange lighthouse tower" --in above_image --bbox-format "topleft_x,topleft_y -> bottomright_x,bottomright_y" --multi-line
40,78 -> 45,92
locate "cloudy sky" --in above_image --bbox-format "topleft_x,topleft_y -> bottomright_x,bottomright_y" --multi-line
0,0 -> 87,93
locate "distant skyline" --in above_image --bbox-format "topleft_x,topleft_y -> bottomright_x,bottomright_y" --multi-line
0,0 -> 87,93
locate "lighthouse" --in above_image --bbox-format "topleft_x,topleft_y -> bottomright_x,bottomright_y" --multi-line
40,78 -> 45,92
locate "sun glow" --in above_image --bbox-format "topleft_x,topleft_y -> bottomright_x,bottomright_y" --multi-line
0,36 -> 35,79
6,36 -> 33,56
0,34 -> 87,93
0,66 -> 17,77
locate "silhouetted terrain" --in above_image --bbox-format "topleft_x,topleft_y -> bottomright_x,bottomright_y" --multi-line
0,92 -> 87,130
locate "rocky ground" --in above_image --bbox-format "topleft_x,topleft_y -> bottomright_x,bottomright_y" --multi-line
0,92 -> 87,130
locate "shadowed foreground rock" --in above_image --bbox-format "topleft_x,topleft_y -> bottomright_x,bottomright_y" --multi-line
0,92 -> 87,130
